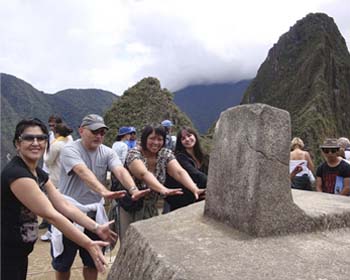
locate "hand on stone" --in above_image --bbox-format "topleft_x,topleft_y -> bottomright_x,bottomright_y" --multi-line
193,188 -> 206,200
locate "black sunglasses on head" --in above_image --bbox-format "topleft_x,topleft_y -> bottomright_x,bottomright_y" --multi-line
322,148 -> 339,154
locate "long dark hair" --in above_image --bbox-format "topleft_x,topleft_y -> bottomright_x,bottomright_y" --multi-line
48,114 -> 62,124
140,125 -> 166,151
13,118 -> 50,151
175,127 -> 205,163
55,123 -> 73,137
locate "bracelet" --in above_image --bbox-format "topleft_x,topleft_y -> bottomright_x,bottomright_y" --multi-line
128,186 -> 138,194
92,222 -> 100,233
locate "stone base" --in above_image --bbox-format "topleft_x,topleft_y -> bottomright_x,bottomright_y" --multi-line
108,190 -> 350,280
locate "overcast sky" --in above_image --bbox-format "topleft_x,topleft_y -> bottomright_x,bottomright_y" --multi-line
0,0 -> 349,95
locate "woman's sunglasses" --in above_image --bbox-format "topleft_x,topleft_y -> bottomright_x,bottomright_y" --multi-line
322,148 -> 339,154
19,134 -> 48,143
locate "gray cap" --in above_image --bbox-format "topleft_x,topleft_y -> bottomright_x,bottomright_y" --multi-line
80,114 -> 109,131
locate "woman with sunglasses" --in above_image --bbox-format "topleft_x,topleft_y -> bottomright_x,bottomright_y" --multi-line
315,138 -> 350,195
165,126 -> 208,211
1,118 -> 116,280
118,125 -> 205,240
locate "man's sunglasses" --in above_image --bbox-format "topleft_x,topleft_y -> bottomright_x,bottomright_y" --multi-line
19,134 -> 48,143
90,129 -> 106,136
322,148 -> 339,154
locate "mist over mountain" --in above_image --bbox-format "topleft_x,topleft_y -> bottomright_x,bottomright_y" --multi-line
241,13 -> 350,165
2,12 -> 349,169
174,80 -> 251,133
0,73 -> 118,168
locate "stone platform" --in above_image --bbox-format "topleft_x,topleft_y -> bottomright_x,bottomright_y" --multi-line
107,104 -> 350,280
108,190 -> 350,280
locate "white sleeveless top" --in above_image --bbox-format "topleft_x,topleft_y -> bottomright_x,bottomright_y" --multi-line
289,160 -> 309,176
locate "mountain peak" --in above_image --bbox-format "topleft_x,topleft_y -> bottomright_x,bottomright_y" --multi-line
104,77 -> 193,145
241,13 -> 350,164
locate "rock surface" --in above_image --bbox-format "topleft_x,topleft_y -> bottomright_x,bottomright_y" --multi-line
204,103 -> 314,236
108,192 -> 350,280
107,104 -> 350,280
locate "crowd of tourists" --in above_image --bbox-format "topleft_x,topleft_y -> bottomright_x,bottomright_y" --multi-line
289,136 -> 350,195
1,113 -> 349,280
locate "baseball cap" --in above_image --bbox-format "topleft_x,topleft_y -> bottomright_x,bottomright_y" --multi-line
118,126 -> 133,136
80,114 -> 109,130
161,120 -> 173,127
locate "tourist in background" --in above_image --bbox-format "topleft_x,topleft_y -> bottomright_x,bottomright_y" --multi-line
165,126 -> 207,211
40,114 -> 63,230
125,126 -> 137,149
161,119 -> 176,151
289,137 -> 315,191
1,118 -> 116,280
40,123 -> 74,242
110,126 -> 134,236
118,125 -> 205,240
337,137 -> 350,163
316,138 -> 350,195
44,123 -> 74,187
112,126 -> 133,164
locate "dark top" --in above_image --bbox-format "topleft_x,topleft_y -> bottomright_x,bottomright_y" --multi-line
1,156 -> 48,257
316,160 -> 350,193
165,151 -> 207,211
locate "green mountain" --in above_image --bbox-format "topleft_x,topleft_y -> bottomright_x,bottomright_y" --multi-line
0,73 -> 118,169
104,77 -> 194,146
241,13 -> 350,165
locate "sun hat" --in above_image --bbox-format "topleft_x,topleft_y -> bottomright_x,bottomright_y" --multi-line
118,126 -> 133,136
337,137 -> 350,149
161,120 -> 173,127
319,138 -> 340,149
80,114 -> 109,130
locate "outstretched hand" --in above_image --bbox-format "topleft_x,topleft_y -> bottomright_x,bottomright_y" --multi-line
131,188 -> 151,201
96,220 -> 118,245
86,240 -> 109,273
163,188 -> 183,197
102,190 -> 127,200
194,188 -> 206,201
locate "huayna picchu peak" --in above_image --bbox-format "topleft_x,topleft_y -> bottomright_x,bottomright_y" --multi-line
241,13 -> 350,164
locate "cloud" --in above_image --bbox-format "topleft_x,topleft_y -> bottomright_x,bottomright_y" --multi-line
0,0 -> 349,94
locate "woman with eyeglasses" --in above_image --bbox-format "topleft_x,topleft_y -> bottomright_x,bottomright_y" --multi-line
118,125 -> 205,240
165,126 -> 208,211
315,138 -> 350,195
1,118 -> 116,280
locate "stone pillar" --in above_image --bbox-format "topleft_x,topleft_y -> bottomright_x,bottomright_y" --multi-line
204,103 -> 314,237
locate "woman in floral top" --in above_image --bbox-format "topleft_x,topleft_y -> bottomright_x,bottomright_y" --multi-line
118,125 -> 205,239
